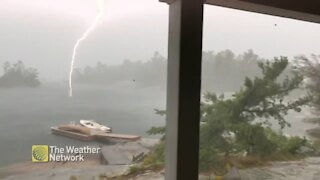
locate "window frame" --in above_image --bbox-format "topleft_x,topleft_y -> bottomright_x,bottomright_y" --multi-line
161,0 -> 320,179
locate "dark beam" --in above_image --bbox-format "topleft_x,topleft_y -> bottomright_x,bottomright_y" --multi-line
160,0 -> 176,4
241,0 -> 320,16
206,0 -> 320,23
165,0 -> 203,179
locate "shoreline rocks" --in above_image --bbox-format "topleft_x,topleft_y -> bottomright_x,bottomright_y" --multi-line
0,138 -> 159,180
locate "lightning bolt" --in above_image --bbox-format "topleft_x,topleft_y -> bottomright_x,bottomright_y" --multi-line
69,0 -> 105,97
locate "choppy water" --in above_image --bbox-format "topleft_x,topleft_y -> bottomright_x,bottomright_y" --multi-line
0,83 -> 166,167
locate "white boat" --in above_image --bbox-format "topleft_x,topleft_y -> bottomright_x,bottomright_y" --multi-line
79,120 -> 112,132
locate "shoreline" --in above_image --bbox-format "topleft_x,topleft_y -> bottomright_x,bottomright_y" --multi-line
0,152 -> 103,178
0,138 -> 160,179
2,152 -> 320,179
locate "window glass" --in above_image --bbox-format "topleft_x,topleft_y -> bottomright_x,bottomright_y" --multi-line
0,0 -> 168,179
199,5 -> 320,179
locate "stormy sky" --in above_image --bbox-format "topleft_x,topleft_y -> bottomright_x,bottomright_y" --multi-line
0,0 -> 320,81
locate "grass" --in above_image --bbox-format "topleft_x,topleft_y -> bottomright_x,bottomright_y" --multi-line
69,175 -> 78,180
110,163 -> 164,179
107,152 -> 306,179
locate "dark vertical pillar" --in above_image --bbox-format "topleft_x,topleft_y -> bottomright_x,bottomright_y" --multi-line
164,0 -> 204,179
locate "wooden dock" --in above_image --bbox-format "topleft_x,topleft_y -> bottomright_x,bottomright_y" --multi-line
51,125 -> 141,142
94,133 -> 141,141
51,127 -> 95,141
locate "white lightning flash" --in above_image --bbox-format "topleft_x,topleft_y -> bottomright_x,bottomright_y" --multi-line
69,0 -> 105,97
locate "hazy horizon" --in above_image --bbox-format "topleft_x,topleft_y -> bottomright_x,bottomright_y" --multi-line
1,0 -> 320,81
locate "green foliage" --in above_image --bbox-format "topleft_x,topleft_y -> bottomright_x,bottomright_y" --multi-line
295,55 -> 320,140
147,127 -> 166,136
235,125 -> 277,155
69,175 -> 78,180
199,57 -> 310,171
147,57 -> 310,172
144,110 -> 166,168
154,109 -> 166,116
143,141 -> 165,166
146,109 -> 166,136
123,143 -> 165,177
264,128 -> 309,154
128,165 -> 142,175
199,147 -> 225,172
0,61 -> 40,88
283,137 -> 307,154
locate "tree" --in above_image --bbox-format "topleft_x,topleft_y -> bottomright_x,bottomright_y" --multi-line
0,61 -> 41,88
295,55 -> 320,140
3,61 -> 11,73
75,50 -> 285,92
147,57 -> 310,172
295,55 -> 320,113
201,57 -> 309,156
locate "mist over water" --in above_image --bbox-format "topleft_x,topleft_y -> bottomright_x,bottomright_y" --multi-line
0,54 -> 316,168
0,83 -> 165,167
0,82 -> 315,168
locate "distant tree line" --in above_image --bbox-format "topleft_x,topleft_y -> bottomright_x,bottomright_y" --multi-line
0,61 -> 40,88
74,50 -> 293,92
74,52 -> 166,88
202,49 -> 262,92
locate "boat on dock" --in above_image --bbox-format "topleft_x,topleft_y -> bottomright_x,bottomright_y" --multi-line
51,123 -> 140,142
80,120 -> 112,133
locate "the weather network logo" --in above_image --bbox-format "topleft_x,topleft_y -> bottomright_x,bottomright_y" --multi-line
32,145 -> 49,162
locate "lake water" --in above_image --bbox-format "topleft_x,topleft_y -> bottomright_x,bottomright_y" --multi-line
0,83 -> 314,167
0,83 -> 166,167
